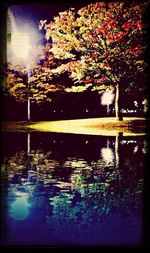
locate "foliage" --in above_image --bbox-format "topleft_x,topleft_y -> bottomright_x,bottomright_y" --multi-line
2,132 -> 145,244
4,141 -> 144,231
1,163 -> 7,174
6,45 -> 66,103
40,1 -> 148,95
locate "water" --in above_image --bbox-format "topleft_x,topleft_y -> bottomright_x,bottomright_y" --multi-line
0,131 -> 147,246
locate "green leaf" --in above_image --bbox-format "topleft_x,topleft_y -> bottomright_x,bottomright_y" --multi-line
1,164 -> 7,174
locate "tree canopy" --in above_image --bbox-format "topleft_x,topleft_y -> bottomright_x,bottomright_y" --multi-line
40,1 -> 147,88
6,44 -> 68,103
39,1 -> 148,118
5,1 -> 149,119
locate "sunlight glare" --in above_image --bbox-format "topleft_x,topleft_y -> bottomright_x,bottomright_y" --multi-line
101,147 -> 114,164
9,193 -> 31,221
101,89 -> 115,106
11,32 -> 30,60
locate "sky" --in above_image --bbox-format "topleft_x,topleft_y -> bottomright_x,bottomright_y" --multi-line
10,1 -> 93,28
7,0 -> 95,63
8,1 -> 94,45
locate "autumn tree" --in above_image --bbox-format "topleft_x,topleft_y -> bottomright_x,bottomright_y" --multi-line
6,44 -> 67,120
40,1 -> 148,120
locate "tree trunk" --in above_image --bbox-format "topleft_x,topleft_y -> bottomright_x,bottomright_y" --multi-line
115,132 -> 122,168
107,104 -> 109,115
27,98 -> 30,121
115,84 -> 123,121
27,132 -> 30,154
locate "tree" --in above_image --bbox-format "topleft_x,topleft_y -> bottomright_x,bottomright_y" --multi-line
40,1 -> 148,120
6,44 -> 66,120
4,136 -> 143,239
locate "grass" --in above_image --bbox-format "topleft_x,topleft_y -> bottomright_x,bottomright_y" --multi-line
2,117 -> 149,136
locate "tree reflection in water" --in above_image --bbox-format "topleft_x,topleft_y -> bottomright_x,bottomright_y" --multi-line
1,132 -> 146,246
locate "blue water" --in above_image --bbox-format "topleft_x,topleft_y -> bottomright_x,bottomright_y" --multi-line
1,132 -> 145,246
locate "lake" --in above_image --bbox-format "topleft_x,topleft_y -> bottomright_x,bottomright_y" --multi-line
0,131 -> 148,247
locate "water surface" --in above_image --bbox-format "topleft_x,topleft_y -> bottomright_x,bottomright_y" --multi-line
0,131 -> 147,246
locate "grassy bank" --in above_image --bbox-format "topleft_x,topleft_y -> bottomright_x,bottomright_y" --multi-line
1,117 -> 149,136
